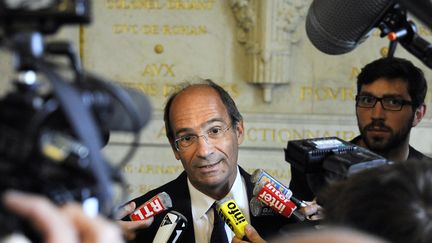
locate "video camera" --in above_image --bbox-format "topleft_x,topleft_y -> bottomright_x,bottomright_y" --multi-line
285,137 -> 390,199
0,0 -> 151,239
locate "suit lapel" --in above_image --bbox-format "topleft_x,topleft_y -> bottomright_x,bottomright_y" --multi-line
171,172 -> 196,243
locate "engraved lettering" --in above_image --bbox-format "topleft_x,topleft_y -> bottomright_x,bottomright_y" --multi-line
142,64 -> 176,77
246,128 -> 357,143
300,86 -> 355,101
162,25 -> 207,35
106,0 -> 163,10
166,0 -> 215,10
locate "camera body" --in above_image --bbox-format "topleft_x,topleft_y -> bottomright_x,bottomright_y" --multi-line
0,0 -> 90,35
285,137 -> 389,198
0,0 -> 134,239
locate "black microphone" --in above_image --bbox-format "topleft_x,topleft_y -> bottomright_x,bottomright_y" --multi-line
305,0 -> 395,54
152,211 -> 188,243
80,73 -> 152,133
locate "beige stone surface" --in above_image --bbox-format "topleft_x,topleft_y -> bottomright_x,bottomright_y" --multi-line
1,1 -> 432,201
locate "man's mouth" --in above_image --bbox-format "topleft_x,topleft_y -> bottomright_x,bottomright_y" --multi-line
367,127 -> 389,132
365,124 -> 391,133
198,160 -> 221,169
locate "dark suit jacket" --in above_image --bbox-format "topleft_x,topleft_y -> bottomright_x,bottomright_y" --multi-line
127,166 -> 291,243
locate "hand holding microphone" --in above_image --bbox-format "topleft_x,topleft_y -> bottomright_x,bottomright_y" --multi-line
216,197 -> 249,240
232,225 -> 267,243
116,192 -> 172,241
3,190 -> 124,243
251,169 -> 310,221
129,192 -> 172,221
115,201 -> 153,241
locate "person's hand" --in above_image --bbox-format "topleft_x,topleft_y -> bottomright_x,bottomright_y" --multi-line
232,224 -> 267,243
2,190 -> 124,243
115,201 -> 153,241
298,200 -> 323,221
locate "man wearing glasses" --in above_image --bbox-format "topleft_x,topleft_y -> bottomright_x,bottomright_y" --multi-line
352,57 -> 431,163
290,57 -> 432,202
123,79 -> 287,243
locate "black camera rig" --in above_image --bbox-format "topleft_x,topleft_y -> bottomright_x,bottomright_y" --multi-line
0,0 -> 151,239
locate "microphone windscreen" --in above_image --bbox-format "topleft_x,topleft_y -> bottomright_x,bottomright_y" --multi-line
216,198 -> 249,239
83,73 -> 152,133
106,86 -> 152,132
306,0 -> 395,54
152,211 -> 188,243
130,192 -> 172,221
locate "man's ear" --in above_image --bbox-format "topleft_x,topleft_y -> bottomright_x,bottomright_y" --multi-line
235,120 -> 245,145
412,104 -> 426,127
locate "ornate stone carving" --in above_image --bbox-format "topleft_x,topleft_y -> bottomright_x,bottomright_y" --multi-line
231,0 -> 311,102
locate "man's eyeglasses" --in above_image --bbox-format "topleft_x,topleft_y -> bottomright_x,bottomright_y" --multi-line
355,95 -> 413,111
174,125 -> 232,151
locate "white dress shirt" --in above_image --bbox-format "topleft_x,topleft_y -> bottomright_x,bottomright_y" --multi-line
187,166 -> 251,243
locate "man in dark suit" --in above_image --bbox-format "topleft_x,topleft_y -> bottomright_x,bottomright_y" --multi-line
122,79 -> 289,243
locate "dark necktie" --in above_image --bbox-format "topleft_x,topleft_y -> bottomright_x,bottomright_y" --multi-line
210,203 -> 229,243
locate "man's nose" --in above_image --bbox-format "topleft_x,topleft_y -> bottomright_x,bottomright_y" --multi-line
195,135 -> 213,157
371,101 -> 386,119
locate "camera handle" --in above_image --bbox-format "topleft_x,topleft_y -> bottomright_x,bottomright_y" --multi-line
36,61 -> 114,216
8,31 -> 115,216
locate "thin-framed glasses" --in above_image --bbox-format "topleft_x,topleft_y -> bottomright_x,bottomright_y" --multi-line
174,125 -> 232,151
355,95 -> 413,111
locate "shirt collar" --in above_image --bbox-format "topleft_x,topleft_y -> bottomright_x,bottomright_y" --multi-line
188,166 -> 244,220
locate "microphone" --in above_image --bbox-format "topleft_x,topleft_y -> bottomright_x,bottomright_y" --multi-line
253,181 -> 297,218
81,73 -> 152,133
305,0 -> 395,54
251,169 -> 307,217
251,169 -> 293,199
130,192 -> 172,221
152,211 -> 188,243
216,197 -> 249,239
249,198 -> 276,217
250,197 -> 306,221
251,169 -> 307,207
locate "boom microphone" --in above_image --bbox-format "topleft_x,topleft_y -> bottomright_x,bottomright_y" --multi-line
305,0 -> 395,54
152,211 -> 188,243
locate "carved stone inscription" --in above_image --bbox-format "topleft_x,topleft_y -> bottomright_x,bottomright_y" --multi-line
82,0 -> 234,107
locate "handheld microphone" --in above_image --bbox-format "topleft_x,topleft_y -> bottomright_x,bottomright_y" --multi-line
152,211 -> 188,243
253,181 -> 297,218
305,0 -> 395,54
216,198 -> 249,239
81,73 -> 152,133
251,192 -> 306,221
130,192 -> 172,221
251,169 -> 293,199
249,198 -> 276,217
